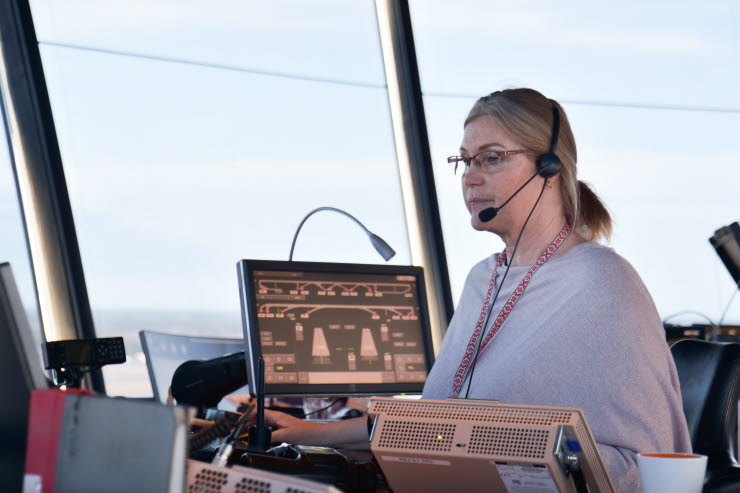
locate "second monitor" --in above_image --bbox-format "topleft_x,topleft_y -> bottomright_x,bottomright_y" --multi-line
237,260 -> 435,396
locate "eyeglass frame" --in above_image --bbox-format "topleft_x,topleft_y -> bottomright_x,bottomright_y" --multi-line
447,149 -> 529,175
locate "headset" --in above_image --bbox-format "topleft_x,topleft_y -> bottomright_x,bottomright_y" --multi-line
535,100 -> 563,179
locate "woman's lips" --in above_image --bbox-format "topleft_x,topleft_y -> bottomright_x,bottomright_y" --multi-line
468,198 -> 495,209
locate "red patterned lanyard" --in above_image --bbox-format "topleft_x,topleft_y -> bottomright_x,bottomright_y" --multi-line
451,224 -> 572,397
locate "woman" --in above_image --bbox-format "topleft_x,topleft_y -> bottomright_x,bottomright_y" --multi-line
252,88 -> 691,491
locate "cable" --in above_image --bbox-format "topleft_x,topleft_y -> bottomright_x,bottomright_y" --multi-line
191,418 -> 215,429
189,415 -> 237,453
423,90 -> 740,115
662,311 -> 717,328
37,45 -> 740,115
716,289 -> 739,330
228,407 -> 253,442
463,179 -> 548,399
38,41 -> 386,91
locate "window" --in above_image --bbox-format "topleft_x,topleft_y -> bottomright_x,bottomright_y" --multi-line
410,0 -> 740,325
30,0 -> 410,396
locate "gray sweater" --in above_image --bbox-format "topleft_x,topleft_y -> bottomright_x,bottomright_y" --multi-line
422,241 -> 691,492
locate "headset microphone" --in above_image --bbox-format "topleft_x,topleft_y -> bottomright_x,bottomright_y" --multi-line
478,207 -> 498,223
478,171 -> 539,222
477,100 -> 563,224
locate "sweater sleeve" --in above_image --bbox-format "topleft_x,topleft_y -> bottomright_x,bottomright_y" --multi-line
557,249 -> 691,491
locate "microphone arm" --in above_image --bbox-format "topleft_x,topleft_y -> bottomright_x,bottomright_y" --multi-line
288,206 -> 396,261
478,171 -> 542,223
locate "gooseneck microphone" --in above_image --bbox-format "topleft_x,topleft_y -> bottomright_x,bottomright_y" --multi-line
478,171 -> 541,223
289,206 -> 396,261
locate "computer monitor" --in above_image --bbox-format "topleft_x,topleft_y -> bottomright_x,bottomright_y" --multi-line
139,330 -> 247,405
369,397 -> 615,493
0,262 -> 49,491
237,260 -> 435,397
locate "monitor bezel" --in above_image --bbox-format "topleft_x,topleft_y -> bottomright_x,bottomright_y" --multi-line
237,259 -> 435,397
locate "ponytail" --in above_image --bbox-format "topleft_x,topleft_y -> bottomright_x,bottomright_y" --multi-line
575,181 -> 612,241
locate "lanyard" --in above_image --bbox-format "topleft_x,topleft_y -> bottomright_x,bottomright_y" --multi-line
451,224 -> 572,397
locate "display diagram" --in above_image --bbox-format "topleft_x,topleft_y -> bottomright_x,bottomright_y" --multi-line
253,271 -> 428,386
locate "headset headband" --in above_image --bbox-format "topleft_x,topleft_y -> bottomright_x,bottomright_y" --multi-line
548,100 -> 560,155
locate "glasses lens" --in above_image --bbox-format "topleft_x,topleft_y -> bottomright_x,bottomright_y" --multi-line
479,151 -> 501,170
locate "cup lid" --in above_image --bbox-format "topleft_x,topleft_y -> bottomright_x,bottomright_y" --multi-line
638,453 -> 706,459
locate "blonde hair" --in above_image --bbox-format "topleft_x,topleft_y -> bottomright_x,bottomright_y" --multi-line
465,88 -> 612,241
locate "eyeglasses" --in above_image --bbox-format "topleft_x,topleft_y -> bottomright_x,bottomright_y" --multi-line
447,149 -> 528,175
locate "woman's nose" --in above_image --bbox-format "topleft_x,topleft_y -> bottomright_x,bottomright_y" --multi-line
462,166 -> 485,186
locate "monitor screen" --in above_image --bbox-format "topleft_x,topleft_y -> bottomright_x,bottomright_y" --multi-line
0,262 -> 48,491
139,330 -> 247,405
237,260 -> 435,396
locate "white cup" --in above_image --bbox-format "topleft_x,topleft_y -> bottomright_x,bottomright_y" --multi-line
637,453 -> 707,493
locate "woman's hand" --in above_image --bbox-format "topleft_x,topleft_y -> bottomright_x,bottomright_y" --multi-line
260,409 -> 326,444
247,408 -> 370,447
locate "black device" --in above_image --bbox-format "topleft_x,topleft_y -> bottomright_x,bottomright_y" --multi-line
170,351 -> 248,408
44,337 -> 126,388
710,222 -> 740,288
237,259 -> 435,396
478,100 -> 563,223
44,337 -> 126,369
664,323 -> 707,345
0,263 -> 50,492
713,325 -> 740,343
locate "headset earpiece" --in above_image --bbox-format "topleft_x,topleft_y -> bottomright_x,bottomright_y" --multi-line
536,153 -> 562,179
536,100 -> 563,179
